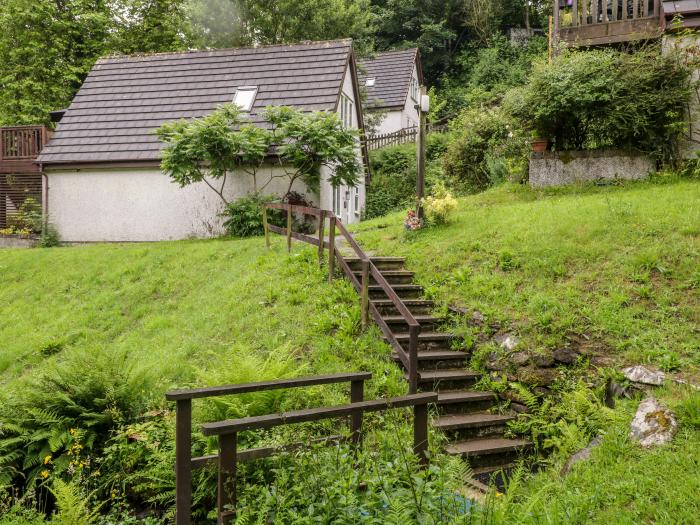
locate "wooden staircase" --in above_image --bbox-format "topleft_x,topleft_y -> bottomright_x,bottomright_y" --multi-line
349,256 -> 531,482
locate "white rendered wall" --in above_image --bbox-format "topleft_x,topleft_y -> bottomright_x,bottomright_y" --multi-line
46,165 -> 316,242
319,63 -> 365,224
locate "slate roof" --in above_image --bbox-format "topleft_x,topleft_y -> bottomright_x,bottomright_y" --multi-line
358,48 -> 420,111
38,40 -> 354,165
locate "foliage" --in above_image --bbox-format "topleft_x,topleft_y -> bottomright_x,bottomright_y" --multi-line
222,193 -> 279,238
7,197 -> 43,234
158,104 -> 361,204
39,224 -> 61,248
0,348 -> 156,489
0,0 -> 195,126
50,479 -> 98,525
421,182 -> 458,225
442,106 -> 528,192
509,46 -> 696,162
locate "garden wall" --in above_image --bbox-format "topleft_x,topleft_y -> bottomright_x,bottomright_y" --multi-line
529,150 -> 654,188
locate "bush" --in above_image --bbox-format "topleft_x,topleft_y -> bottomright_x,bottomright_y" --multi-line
442,107 -> 528,192
422,183 -> 458,225
509,46 -> 695,162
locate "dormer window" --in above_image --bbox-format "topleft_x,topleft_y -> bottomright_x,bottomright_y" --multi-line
233,86 -> 257,112
365,77 -> 376,87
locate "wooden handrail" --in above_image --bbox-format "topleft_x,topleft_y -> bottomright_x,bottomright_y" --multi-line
165,372 -> 372,401
263,203 -> 423,394
202,392 -> 436,435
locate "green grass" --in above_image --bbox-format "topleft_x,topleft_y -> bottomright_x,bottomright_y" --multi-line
0,239 -> 403,398
352,179 -> 700,379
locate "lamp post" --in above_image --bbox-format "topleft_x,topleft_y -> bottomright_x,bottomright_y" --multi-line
416,87 -> 429,219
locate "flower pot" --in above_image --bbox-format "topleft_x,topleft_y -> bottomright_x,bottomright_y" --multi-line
531,139 -> 550,153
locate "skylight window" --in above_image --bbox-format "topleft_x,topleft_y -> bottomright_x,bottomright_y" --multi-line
233,86 -> 258,112
365,77 -> 376,87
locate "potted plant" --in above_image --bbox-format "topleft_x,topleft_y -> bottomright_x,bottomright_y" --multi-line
531,130 -> 551,153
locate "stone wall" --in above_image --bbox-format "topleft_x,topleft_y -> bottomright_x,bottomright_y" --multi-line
0,235 -> 38,248
529,150 -> 654,188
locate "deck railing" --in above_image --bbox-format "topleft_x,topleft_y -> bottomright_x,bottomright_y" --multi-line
554,0 -> 662,45
263,203 -> 422,394
0,126 -> 49,161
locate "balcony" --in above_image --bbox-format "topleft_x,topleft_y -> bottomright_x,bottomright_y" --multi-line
554,0 -> 663,46
0,126 -> 49,230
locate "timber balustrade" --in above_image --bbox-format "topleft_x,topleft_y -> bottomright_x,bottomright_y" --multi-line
263,203 -> 422,393
165,372 -> 436,525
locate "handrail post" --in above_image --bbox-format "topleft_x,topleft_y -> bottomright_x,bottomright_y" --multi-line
328,215 -> 336,282
408,325 -> 420,394
360,259 -> 370,330
286,205 -> 292,252
317,213 -> 325,266
175,399 -> 192,525
413,403 -> 429,467
263,206 -> 270,249
218,433 -> 237,525
350,379 -> 364,448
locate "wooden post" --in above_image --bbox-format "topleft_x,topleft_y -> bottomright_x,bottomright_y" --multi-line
360,259 -> 370,330
217,433 -> 237,525
286,205 -> 292,253
0,175 -> 6,229
416,86 -> 427,220
263,207 -> 270,249
653,0 -> 660,17
408,325 -> 420,395
317,214 -> 325,266
350,379 -> 364,448
175,400 -> 192,525
328,216 -> 336,283
413,403 -> 429,467
572,0 -> 579,25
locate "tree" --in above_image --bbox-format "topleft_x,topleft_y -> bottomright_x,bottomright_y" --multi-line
113,0 -> 195,54
157,104 -> 361,203
190,0 -> 376,54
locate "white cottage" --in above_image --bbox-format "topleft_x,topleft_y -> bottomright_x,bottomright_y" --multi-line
358,48 -> 423,135
37,40 -> 368,242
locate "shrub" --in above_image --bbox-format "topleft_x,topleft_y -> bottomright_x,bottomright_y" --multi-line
509,46 -> 695,162
222,193 -> 278,237
422,183 -> 458,225
442,107 -> 528,192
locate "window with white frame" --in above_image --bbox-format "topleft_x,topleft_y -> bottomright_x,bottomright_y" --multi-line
410,76 -> 419,102
353,187 -> 360,215
332,185 -> 342,217
365,77 -> 376,87
233,86 -> 257,112
339,93 -> 353,128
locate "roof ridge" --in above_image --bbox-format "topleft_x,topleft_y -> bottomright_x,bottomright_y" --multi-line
98,39 -> 353,63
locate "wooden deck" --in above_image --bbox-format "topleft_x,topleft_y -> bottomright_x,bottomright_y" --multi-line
555,0 -> 663,46
0,126 -> 49,229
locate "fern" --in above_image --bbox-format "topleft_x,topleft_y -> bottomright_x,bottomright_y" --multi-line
50,480 -> 99,525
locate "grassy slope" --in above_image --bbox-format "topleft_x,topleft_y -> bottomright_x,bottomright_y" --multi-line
0,239 -> 403,399
353,179 -> 700,379
1,178 -> 699,523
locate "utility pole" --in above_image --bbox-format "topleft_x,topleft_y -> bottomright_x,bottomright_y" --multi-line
416,86 -> 428,219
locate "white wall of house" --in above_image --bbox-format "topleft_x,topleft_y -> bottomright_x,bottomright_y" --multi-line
319,63 -> 365,225
46,165 -> 316,242
373,64 -> 420,136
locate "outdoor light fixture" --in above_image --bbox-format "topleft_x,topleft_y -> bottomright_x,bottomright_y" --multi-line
420,94 -> 430,113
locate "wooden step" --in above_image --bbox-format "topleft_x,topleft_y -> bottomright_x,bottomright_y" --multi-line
391,331 -> 455,352
369,284 -> 423,299
434,413 -> 515,439
382,314 -> 443,325
372,299 -> 435,316
445,437 -> 531,458
353,270 -> 415,285
413,369 -> 480,391
392,350 -> 468,370
346,257 -> 405,271
436,391 -> 496,414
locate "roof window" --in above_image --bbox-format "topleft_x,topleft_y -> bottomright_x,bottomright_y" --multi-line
233,86 -> 258,112
365,77 -> 376,87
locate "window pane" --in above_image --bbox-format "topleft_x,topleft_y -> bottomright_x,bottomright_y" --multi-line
233,88 -> 257,111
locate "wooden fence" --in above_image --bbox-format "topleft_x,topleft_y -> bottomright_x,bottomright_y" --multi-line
263,203 -> 422,394
364,122 -> 449,151
166,372 -> 436,525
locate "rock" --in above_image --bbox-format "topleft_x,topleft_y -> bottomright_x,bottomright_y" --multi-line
472,310 -> 485,324
510,402 -> 529,414
630,397 -> 678,447
533,386 -> 550,396
486,352 -> 507,372
517,367 -> 559,387
532,353 -> 555,368
623,366 -> 665,386
561,436 -> 603,476
553,347 -> 580,365
604,379 -> 630,408
511,351 -> 530,366
495,333 -> 519,351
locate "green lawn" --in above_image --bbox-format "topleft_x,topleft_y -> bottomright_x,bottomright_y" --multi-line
353,178 -> 700,379
1,177 -> 699,523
